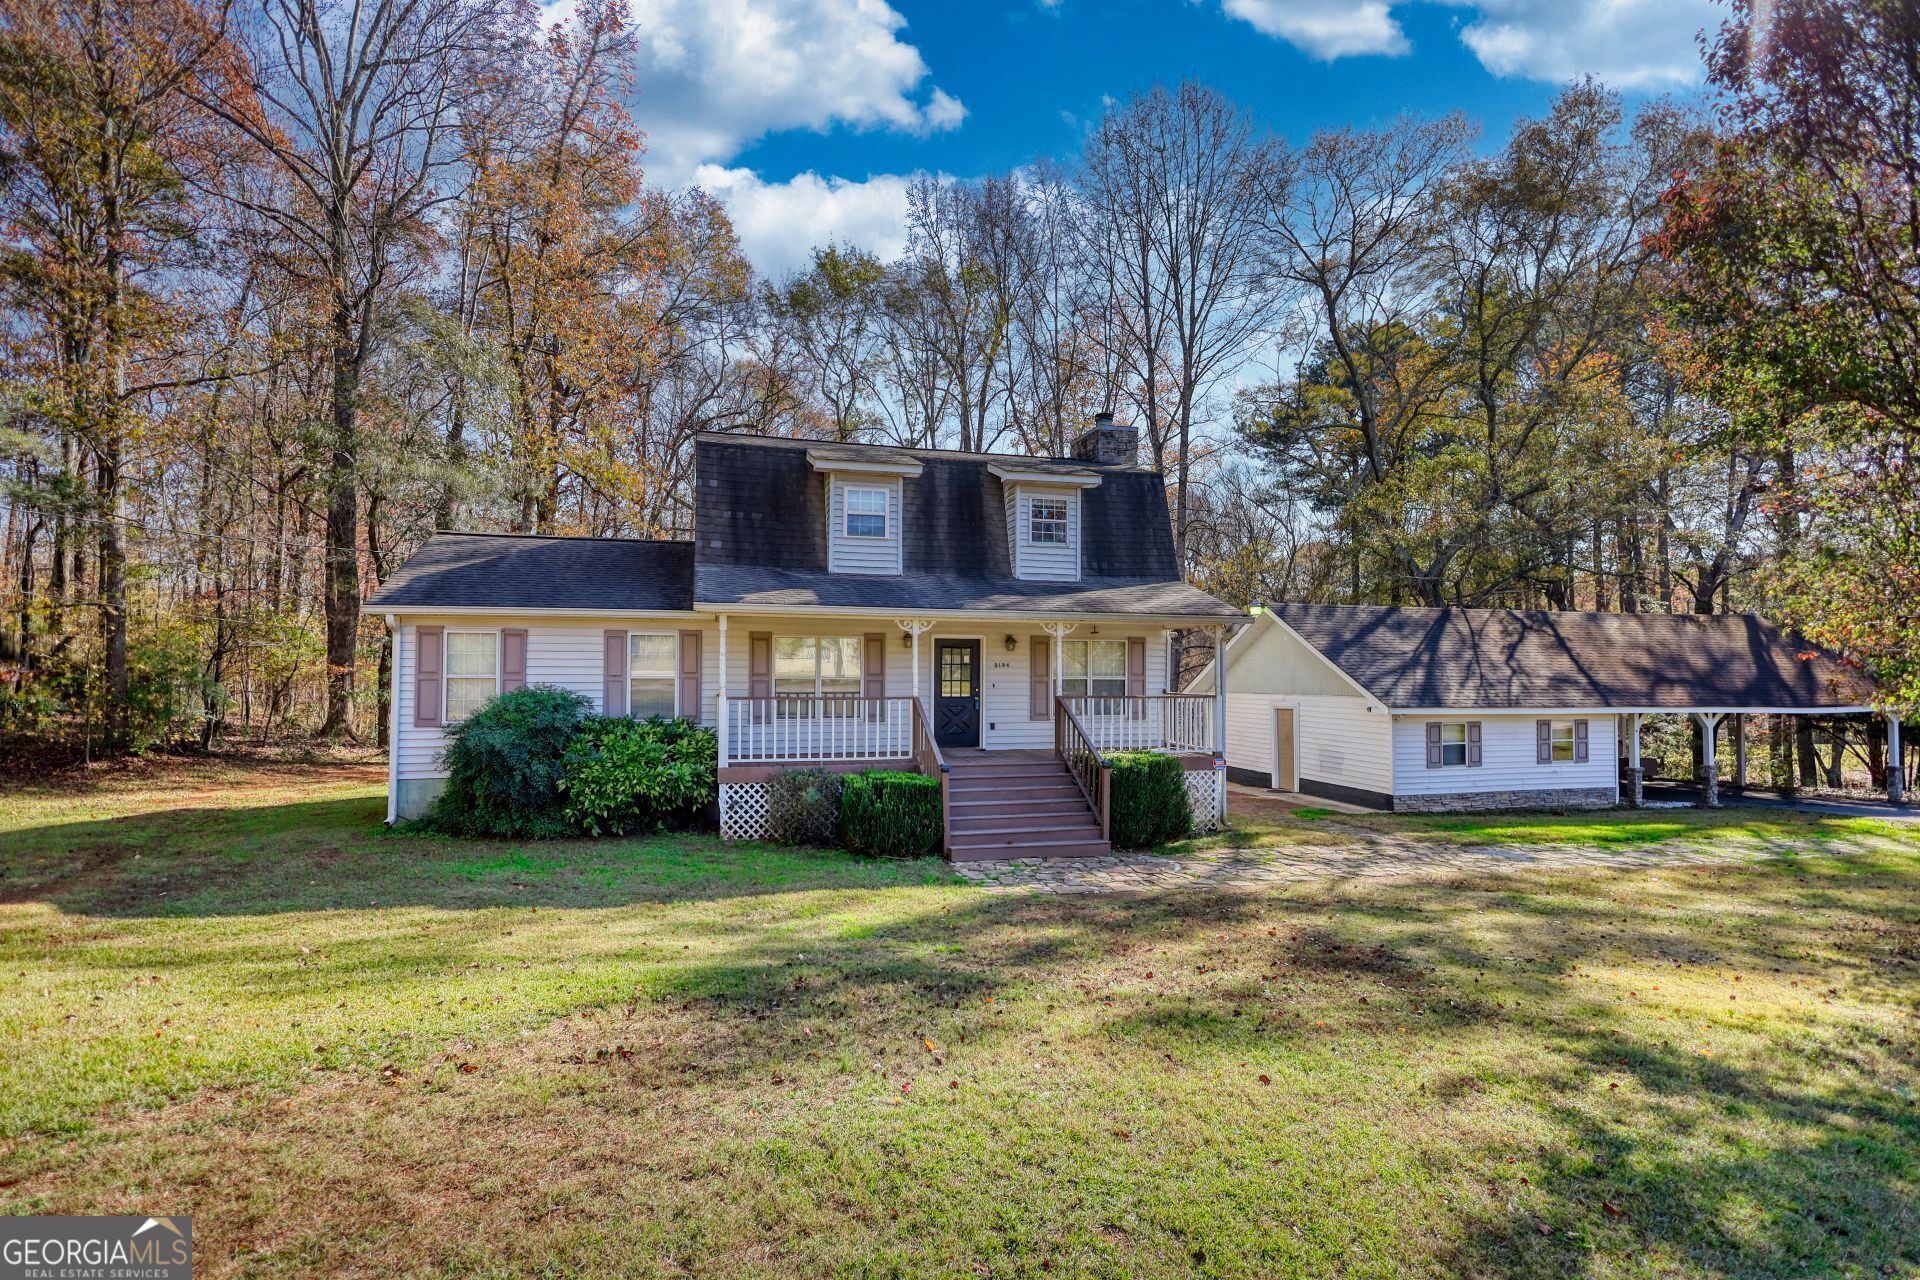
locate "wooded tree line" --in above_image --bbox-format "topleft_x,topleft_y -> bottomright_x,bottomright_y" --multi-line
0,0 -> 1913,754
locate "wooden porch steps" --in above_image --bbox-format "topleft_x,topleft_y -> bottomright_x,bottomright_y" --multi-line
944,753 -> 1111,861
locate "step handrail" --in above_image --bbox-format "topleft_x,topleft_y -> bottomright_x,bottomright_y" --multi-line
1054,695 -> 1112,842
911,695 -> 953,856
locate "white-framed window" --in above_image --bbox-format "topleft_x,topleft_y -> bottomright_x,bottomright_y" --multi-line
1061,638 -> 1127,699
1029,496 -> 1068,545
1548,719 -> 1577,762
1438,722 -> 1470,767
444,630 -> 498,724
628,633 -> 678,719
774,635 -> 865,702
844,486 -> 888,539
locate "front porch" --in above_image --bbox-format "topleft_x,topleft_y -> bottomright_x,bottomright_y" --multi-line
710,613 -> 1233,855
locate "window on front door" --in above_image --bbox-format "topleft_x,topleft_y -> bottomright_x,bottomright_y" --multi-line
1061,639 -> 1127,698
628,633 -> 677,719
774,636 -> 865,701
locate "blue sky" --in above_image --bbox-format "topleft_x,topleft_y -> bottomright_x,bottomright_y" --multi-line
625,0 -> 1722,275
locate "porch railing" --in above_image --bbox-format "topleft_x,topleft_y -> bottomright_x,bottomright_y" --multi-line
910,696 -> 953,856
1054,696 -> 1111,842
1060,694 -> 1215,755
725,696 -> 916,763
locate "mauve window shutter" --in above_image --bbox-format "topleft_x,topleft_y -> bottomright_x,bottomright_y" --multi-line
1030,636 -> 1050,719
1467,722 -> 1483,767
863,633 -> 885,720
414,625 -> 443,728
748,632 -> 772,700
679,631 -> 702,723
1425,721 -> 1441,768
603,630 -> 628,717
1536,719 -> 1552,764
1574,718 -> 1589,763
500,629 -> 527,693
1127,636 -> 1147,719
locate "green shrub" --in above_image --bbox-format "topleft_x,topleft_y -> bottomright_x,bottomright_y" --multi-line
431,685 -> 590,837
559,716 -> 717,836
764,768 -> 844,845
840,770 -> 943,858
1107,751 -> 1192,849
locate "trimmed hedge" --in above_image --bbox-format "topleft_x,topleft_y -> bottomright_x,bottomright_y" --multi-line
431,685 -> 591,838
840,770 -> 943,858
1107,751 -> 1192,849
765,768 -> 845,845
558,716 -> 718,836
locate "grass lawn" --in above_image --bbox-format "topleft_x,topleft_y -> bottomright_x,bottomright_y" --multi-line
3,761 -> 1918,1278
1197,789 -> 1919,854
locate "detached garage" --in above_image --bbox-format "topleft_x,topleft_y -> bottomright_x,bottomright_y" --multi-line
1191,603 -> 1896,812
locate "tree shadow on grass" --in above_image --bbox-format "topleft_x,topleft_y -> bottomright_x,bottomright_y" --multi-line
0,796 -> 957,917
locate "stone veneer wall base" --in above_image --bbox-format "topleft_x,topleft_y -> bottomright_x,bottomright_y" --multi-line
1392,785 -> 1616,814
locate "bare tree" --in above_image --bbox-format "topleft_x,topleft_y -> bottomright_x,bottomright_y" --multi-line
1081,83 -> 1280,564
195,0 -> 509,736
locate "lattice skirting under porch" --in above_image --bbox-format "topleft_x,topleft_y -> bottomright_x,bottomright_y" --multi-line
719,782 -> 773,841
1184,768 -> 1223,833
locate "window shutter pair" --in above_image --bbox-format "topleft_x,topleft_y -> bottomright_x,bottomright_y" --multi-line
1030,636 -> 1050,719
412,626 -> 523,729
602,629 -> 704,719
1423,721 -> 1482,768
1535,718 -> 1590,763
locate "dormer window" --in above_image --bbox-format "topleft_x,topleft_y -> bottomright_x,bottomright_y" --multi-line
1029,497 -> 1068,545
845,486 -> 889,539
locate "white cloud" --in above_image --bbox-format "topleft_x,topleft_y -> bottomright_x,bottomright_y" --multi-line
690,165 -> 916,277
1217,0 -> 1711,85
628,0 -> 964,186
1455,0 -> 1716,88
1220,0 -> 1409,58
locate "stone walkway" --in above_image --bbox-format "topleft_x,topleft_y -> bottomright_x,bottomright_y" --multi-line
950,831 -> 1896,895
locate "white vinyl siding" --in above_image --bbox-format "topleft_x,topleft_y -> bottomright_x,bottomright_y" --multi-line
628,633 -> 678,719
1391,714 -> 1618,797
827,475 -> 902,575
1005,483 -> 1080,581
394,619 -> 721,784
1223,693 -> 1392,797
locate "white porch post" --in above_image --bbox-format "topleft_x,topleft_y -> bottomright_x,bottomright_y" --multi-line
1625,712 -> 1643,808
1041,621 -> 1076,702
384,613 -> 400,824
1890,712 -> 1906,805
896,619 -> 934,700
1211,624 -> 1229,825
716,614 -> 729,767
1694,712 -> 1723,807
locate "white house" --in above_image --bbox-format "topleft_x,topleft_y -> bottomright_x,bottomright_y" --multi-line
366,419 -> 1246,859
1191,603 -> 1896,812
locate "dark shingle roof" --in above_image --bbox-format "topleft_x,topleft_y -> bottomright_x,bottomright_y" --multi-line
694,434 -> 1180,580
366,533 -> 693,611
1269,603 -> 1876,710
695,565 -> 1242,618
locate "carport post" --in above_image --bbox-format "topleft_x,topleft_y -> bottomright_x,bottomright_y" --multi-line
1891,713 -> 1906,805
1732,717 -> 1747,792
1693,712 -> 1723,807
1625,713 -> 1644,808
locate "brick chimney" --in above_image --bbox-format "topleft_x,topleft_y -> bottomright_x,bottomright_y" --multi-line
1070,412 -> 1139,467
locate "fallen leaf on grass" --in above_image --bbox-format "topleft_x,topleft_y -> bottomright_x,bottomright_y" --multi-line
1601,1201 -> 1626,1219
